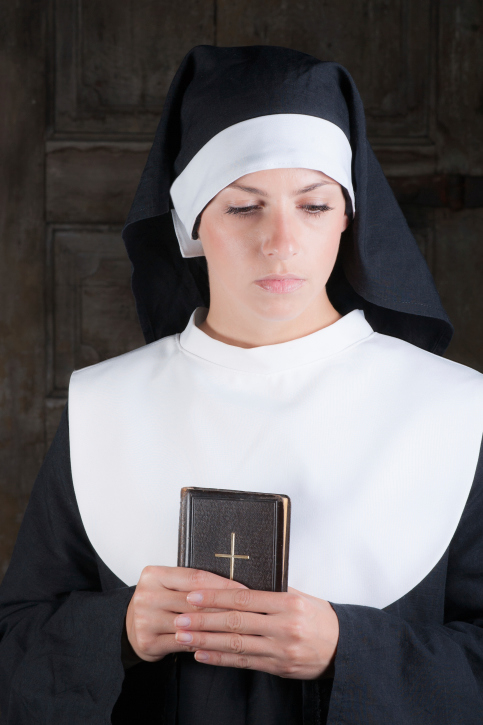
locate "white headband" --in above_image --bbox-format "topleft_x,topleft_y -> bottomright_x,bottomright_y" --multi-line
169,113 -> 355,258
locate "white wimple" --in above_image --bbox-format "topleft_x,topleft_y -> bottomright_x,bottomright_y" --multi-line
170,114 -> 355,258
69,309 -> 483,608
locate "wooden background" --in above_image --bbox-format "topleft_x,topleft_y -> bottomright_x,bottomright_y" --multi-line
1,0 -> 482,581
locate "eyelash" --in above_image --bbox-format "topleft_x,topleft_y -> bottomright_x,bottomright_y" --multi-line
225,204 -> 333,217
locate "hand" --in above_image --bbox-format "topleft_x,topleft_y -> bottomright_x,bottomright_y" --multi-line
125,566 -> 246,662
173,586 -> 339,679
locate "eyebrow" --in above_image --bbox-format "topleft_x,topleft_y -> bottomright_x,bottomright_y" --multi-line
226,181 -> 336,197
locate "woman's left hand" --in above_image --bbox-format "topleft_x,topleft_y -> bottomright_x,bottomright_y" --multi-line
173,586 -> 339,679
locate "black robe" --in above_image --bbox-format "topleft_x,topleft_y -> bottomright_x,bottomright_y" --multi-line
1,405 -> 482,724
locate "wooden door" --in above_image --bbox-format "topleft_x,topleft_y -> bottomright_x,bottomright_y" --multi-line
1,0 -> 482,579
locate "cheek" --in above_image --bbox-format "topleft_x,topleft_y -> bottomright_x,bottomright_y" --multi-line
201,221 -> 252,281
306,218 -> 342,263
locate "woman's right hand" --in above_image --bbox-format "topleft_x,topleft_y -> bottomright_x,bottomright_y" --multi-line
125,566 -> 246,662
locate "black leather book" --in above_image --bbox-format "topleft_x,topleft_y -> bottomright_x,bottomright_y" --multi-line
178,487 -> 291,591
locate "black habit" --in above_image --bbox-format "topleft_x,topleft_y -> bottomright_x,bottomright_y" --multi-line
1,45 -> 483,724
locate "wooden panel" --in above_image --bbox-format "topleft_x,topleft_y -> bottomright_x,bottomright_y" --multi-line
437,0 -> 483,173
0,0 -> 47,580
46,142 -> 150,223
46,227 -> 145,398
388,174 -> 483,209
217,0 -> 434,144
53,0 -> 215,135
45,397 -> 68,451
435,209 -> 483,372
373,145 -> 437,177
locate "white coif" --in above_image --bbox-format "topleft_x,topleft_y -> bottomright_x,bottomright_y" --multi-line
169,114 -> 355,258
69,309 -> 483,608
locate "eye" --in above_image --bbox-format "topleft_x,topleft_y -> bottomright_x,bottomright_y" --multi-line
224,203 -> 334,217
225,205 -> 260,215
300,204 -> 333,216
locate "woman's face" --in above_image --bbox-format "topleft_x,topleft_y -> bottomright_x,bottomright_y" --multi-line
197,167 -> 349,326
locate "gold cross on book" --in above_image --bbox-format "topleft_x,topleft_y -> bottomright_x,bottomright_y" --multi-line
215,532 -> 250,580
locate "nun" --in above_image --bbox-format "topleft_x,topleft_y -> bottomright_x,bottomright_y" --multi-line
1,44 -> 483,725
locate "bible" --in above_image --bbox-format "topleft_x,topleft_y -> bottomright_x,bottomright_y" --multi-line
178,487 -> 291,591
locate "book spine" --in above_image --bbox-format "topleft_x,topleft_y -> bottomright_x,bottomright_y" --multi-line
281,496 -> 291,592
177,488 -> 190,567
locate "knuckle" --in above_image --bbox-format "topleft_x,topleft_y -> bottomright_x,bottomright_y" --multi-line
156,565 -> 169,580
284,643 -> 302,664
132,590 -> 149,610
136,632 -> 154,653
279,662 -> 298,678
142,565 -> 160,581
226,611 -> 243,632
234,589 -> 252,607
188,569 -> 208,587
197,633 -> 208,648
288,594 -> 306,614
229,635 -> 245,654
235,655 -> 250,669
286,619 -> 304,640
131,590 -> 143,607
195,614 -> 205,629
132,611 -> 147,632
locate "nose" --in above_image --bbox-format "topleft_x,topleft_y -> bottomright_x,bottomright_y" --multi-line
260,206 -> 299,261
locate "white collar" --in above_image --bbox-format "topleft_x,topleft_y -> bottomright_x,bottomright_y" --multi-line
179,308 -> 374,374
69,309 -> 483,606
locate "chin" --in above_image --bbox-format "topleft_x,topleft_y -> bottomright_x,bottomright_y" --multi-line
249,296 -> 311,323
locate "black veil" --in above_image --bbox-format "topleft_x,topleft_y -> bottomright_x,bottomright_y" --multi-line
122,44 -> 452,354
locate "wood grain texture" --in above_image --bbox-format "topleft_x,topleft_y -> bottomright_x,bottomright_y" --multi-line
0,0 -> 47,578
437,0 -> 483,173
46,142 -> 151,223
46,226 -> 145,395
435,209 -> 483,373
54,0 -> 215,135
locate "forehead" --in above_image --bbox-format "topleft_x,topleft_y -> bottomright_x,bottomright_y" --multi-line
220,168 -> 339,196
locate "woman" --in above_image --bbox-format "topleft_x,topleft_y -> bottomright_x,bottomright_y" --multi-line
1,44 -> 482,724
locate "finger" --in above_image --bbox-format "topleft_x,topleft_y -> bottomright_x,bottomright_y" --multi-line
186,587 -> 290,614
156,589 -> 234,614
143,566 -> 248,592
137,632 -> 201,661
174,630 -> 270,658
174,610 -> 279,637
131,586 -> 229,618
193,650 -> 281,676
129,609 -> 234,644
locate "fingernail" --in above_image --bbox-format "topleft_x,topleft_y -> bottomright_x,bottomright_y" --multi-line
176,631 -> 193,643
195,652 -> 209,662
187,592 -> 203,604
175,616 -> 191,627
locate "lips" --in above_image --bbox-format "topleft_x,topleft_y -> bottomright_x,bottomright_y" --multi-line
254,275 -> 305,294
